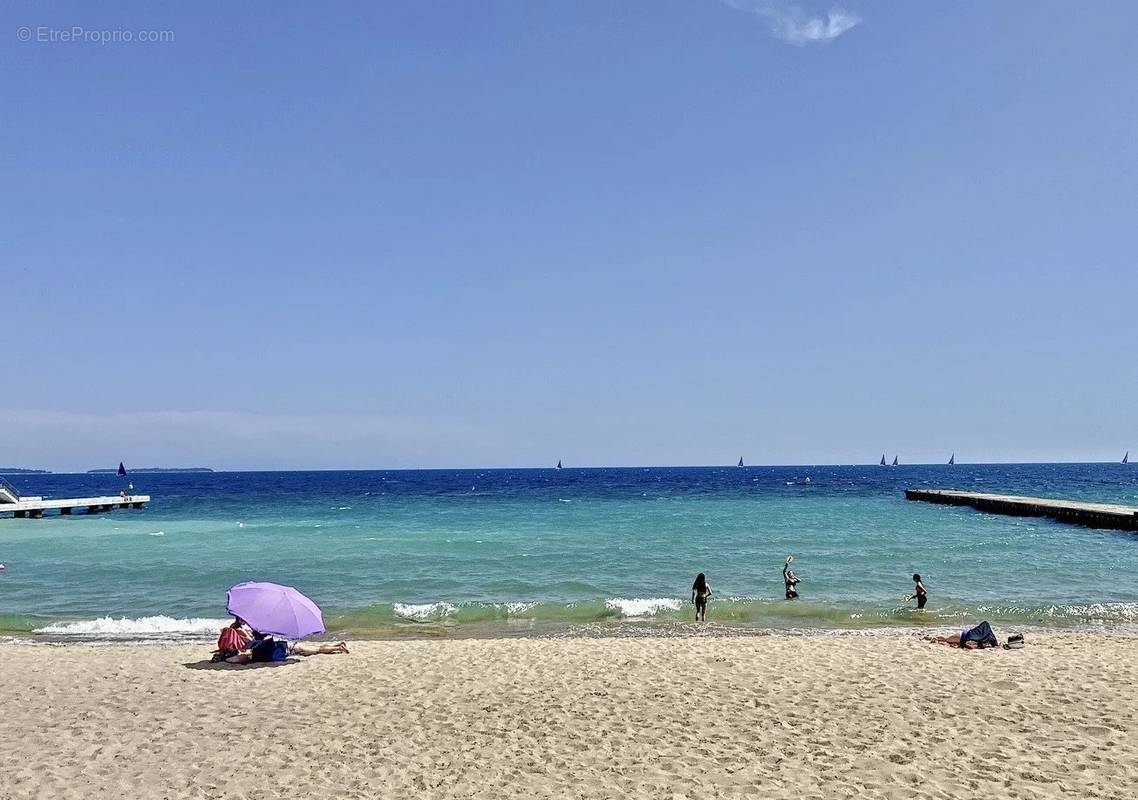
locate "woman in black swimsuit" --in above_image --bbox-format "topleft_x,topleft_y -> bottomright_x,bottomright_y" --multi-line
691,573 -> 712,622
906,573 -> 928,610
783,555 -> 800,599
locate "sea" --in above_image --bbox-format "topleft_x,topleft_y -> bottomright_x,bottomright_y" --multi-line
1,464 -> 1137,644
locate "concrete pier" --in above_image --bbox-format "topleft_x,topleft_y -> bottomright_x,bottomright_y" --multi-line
906,489 -> 1138,532
1,494 -> 151,519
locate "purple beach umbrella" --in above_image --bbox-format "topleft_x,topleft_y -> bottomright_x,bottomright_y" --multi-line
226,581 -> 325,640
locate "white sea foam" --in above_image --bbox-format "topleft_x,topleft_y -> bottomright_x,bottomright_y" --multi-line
148,531 -> 165,536
34,616 -> 228,639
393,602 -> 458,620
605,597 -> 683,618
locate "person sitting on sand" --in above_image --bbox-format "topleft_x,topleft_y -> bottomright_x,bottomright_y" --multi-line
691,572 -> 712,622
904,574 -> 927,610
783,556 -> 800,600
217,617 -> 251,653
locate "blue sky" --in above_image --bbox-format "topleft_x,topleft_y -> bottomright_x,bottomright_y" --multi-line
2,1 -> 1136,470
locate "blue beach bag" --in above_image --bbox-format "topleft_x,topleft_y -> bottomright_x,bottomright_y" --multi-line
250,638 -> 289,662
961,621 -> 998,648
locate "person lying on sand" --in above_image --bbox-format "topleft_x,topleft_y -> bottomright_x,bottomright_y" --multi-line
927,622 -> 1021,650
927,632 -> 988,648
224,640 -> 350,664
290,641 -> 350,657
223,630 -> 349,664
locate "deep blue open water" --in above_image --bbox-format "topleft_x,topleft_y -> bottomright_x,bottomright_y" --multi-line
2,464 -> 1137,641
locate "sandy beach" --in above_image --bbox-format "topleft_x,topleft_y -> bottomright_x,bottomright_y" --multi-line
2,632 -> 1136,799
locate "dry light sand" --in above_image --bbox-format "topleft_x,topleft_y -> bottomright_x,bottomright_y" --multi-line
2,632 -> 1136,799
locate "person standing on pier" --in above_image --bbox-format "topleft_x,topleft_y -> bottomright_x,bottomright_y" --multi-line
904,574 -> 927,610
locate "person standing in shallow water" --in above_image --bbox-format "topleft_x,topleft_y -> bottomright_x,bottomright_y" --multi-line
905,573 -> 928,610
691,573 -> 712,622
783,555 -> 801,599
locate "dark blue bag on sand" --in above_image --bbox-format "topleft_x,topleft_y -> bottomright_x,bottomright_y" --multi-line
961,621 -> 998,648
250,638 -> 289,662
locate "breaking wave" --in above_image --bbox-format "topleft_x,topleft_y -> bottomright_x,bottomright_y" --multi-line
32,616 -> 229,640
7,600 -> 1138,644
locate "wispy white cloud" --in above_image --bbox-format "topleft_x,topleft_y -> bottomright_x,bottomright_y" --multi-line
725,1 -> 862,45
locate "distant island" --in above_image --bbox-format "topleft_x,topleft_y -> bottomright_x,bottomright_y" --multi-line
0,467 -> 52,474
86,467 -> 215,474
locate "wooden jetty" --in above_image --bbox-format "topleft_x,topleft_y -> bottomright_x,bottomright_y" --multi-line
0,477 -> 150,518
905,489 -> 1138,532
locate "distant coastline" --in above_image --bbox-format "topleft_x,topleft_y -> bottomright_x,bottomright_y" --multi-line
85,467 -> 215,474
0,468 -> 51,474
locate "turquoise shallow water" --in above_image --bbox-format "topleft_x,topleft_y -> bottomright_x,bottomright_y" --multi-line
1,465 -> 1137,641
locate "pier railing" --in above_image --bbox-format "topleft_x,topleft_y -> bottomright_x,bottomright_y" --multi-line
0,475 -> 21,504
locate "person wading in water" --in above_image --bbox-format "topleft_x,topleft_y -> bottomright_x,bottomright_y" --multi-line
904,573 -> 928,610
783,555 -> 801,599
691,572 -> 712,622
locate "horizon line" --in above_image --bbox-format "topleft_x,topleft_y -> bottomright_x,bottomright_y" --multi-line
5,460 -> 1135,474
